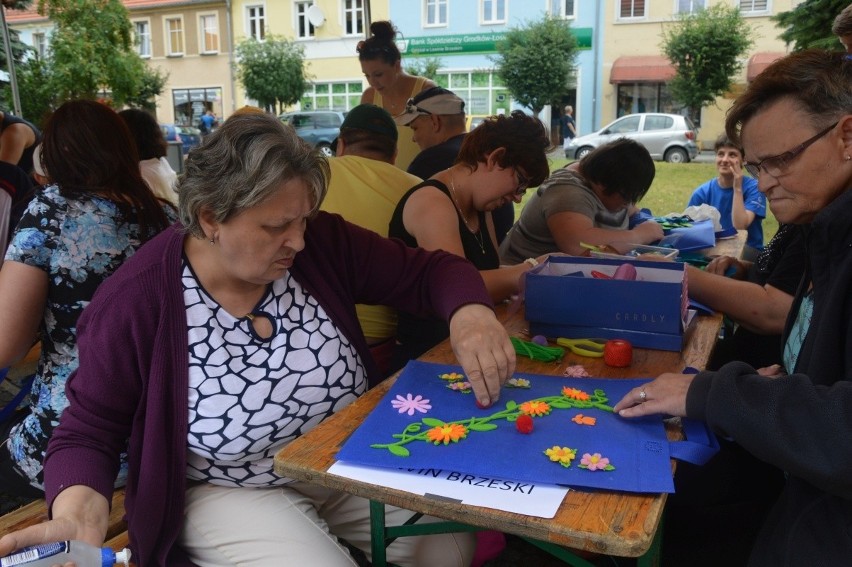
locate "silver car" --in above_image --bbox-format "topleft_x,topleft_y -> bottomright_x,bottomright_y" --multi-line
565,112 -> 699,163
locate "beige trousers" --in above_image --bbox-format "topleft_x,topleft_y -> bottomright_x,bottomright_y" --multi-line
178,481 -> 476,567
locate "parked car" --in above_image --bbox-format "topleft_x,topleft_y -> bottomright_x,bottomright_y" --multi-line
565,113 -> 699,163
465,114 -> 489,132
279,110 -> 347,157
160,124 -> 202,155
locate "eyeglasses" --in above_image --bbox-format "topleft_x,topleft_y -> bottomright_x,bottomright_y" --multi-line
404,98 -> 432,116
514,169 -> 530,195
743,121 -> 837,179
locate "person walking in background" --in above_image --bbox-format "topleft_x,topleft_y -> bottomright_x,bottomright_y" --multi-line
119,108 -> 179,205
687,134 -> 766,260
322,103 -> 422,377
560,105 -> 576,150
358,20 -> 436,171
199,109 -> 218,136
0,100 -> 175,500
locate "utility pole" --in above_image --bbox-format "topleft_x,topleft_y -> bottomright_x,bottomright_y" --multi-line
0,3 -> 22,116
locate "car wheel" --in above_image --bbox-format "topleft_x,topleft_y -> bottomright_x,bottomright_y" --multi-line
575,146 -> 594,160
317,143 -> 335,157
664,147 -> 689,163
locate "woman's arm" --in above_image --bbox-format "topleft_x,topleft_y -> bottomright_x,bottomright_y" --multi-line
729,160 -> 755,230
0,261 -> 47,367
0,124 -> 36,167
547,211 -> 664,256
687,264 -> 793,334
0,485 -> 109,555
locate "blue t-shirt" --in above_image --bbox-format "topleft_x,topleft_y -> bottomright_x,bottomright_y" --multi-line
688,176 -> 765,250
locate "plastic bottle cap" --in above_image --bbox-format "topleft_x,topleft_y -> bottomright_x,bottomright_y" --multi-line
115,549 -> 131,566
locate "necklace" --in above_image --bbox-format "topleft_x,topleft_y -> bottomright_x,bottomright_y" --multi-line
449,174 -> 486,255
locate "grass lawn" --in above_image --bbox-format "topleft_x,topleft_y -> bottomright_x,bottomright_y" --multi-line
518,156 -> 779,242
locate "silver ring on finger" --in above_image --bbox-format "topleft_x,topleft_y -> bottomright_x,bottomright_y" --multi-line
639,388 -> 647,402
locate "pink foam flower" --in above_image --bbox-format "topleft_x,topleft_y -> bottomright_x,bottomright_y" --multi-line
579,452 -> 614,471
391,393 -> 432,416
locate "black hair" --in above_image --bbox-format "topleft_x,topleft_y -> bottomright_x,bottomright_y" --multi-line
578,138 -> 655,203
356,21 -> 401,65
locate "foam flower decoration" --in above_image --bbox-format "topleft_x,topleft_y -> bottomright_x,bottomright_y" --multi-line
544,445 -> 577,468
439,372 -> 465,382
563,365 -> 591,378
505,377 -> 531,388
390,393 -> 432,416
426,423 -> 468,445
519,400 -> 551,416
561,387 -> 591,401
571,414 -> 597,426
579,452 -> 615,471
446,381 -> 472,393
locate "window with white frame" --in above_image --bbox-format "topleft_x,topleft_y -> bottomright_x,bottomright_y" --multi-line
295,2 -> 314,38
344,0 -> 364,36
165,17 -> 184,56
676,0 -> 705,14
550,0 -> 575,18
299,81 -> 364,111
247,5 -> 266,40
481,0 -> 506,23
619,0 -> 646,19
133,21 -> 151,58
739,0 -> 768,14
199,14 -> 219,53
32,31 -> 48,59
425,0 -> 448,26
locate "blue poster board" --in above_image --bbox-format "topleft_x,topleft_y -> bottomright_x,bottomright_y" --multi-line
336,361 -> 717,494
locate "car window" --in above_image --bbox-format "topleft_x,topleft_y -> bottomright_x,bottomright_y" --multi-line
608,116 -> 640,134
315,113 -> 341,128
291,115 -> 313,128
643,116 -> 673,131
684,116 -> 697,131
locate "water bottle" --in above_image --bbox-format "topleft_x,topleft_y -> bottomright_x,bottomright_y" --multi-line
0,541 -> 130,567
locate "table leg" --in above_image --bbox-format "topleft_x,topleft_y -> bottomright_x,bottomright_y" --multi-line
370,500 -> 389,567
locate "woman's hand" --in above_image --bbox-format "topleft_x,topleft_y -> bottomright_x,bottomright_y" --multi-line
448,304 -> 516,408
629,221 -> 664,245
0,486 -> 109,556
705,255 -> 747,279
612,372 -> 695,418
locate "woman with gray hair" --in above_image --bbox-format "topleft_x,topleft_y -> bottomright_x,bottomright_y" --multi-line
0,112 -> 514,566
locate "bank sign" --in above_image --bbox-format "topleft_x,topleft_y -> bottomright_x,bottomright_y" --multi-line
399,28 -> 593,56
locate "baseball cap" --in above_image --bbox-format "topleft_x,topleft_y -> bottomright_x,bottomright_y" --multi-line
394,87 -> 466,126
341,104 -> 398,141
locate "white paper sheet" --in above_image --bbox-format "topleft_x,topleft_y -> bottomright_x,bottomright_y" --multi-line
328,461 -> 569,518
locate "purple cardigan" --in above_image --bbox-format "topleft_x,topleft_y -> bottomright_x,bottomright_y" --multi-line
44,213 -> 492,566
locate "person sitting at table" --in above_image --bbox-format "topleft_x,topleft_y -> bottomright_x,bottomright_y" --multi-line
0,100 -> 175,500
0,112 -> 515,567
614,49 -> 852,567
388,110 -> 551,367
687,134 -> 766,260
499,138 -> 664,263
321,103 -> 422,377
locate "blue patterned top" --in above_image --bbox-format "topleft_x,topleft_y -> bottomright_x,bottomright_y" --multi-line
3,184 -> 174,489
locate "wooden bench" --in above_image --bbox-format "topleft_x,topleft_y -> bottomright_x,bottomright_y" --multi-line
0,487 -> 129,555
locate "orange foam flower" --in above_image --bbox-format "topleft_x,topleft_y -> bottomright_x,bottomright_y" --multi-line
426,423 -> 468,445
439,372 -> 465,382
561,387 -> 590,401
519,400 -> 551,416
571,414 -> 597,426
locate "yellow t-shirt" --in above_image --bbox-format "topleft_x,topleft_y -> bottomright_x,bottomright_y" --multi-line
322,155 -> 422,340
371,76 -> 427,172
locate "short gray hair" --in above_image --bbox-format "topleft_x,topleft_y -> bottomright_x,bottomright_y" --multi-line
178,112 -> 329,239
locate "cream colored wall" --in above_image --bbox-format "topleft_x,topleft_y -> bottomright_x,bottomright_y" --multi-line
230,0 -> 390,111
131,4 -> 232,124
601,0 -> 798,148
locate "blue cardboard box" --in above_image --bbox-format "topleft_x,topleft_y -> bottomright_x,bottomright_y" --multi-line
525,256 -> 689,351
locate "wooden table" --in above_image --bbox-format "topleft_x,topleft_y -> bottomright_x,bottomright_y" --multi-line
274,234 -> 746,566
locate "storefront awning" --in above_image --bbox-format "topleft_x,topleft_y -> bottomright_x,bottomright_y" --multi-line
746,52 -> 787,82
610,56 -> 676,84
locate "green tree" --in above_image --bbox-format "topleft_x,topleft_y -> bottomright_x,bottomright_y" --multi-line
491,15 -> 578,115
404,57 -> 443,82
773,0 -> 847,51
661,5 -> 753,120
15,57 -> 53,127
36,0 -> 147,106
124,66 -> 169,112
235,34 -> 307,114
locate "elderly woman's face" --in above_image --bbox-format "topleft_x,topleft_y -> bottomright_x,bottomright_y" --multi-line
214,178 -> 311,286
741,97 -> 850,225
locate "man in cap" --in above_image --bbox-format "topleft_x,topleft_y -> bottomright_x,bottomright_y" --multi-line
395,87 -> 514,243
321,103 -> 422,377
